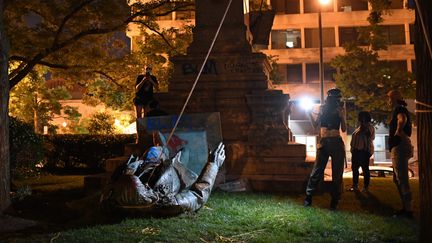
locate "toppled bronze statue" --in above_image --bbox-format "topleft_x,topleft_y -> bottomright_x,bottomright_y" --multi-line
100,142 -> 225,217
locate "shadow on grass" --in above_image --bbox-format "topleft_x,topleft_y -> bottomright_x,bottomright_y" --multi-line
353,190 -> 396,216
4,182 -> 182,240
2,184 -> 126,240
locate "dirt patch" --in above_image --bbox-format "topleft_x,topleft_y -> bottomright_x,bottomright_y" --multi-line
0,214 -> 40,233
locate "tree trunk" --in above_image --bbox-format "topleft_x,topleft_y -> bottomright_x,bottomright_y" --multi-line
34,108 -> 39,133
414,0 -> 432,241
33,94 -> 40,133
0,0 -> 11,213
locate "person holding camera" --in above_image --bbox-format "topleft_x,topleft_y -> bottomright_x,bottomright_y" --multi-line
304,88 -> 347,210
134,65 -> 159,119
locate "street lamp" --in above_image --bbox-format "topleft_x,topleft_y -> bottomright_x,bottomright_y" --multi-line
318,0 -> 330,104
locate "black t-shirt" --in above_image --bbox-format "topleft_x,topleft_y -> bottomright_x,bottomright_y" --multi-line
319,106 -> 341,130
388,105 -> 412,151
135,74 -> 158,102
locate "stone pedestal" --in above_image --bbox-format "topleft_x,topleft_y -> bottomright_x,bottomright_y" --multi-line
150,0 -> 312,192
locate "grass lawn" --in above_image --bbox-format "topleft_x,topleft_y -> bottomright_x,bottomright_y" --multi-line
3,175 -> 419,243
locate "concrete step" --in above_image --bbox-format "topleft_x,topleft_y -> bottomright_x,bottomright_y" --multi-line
105,156 -> 128,173
124,143 -> 148,157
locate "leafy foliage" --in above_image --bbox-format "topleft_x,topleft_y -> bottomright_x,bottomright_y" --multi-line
9,117 -> 44,179
4,0 -> 194,134
331,44 -> 415,124
87,111 -> 116,135
62,105 -> 86,134
82,25 -> 193,111
43,134 -> 135,170
331,0 -> 415,125
5,0 -> 194,106
9,68 -> 72,133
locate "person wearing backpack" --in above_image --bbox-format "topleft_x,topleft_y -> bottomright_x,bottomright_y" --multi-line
348,111 -> 375,193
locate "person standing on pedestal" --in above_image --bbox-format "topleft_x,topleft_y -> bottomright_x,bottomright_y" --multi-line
387,90 -> 413,218
134,65 -> 159,119
304,88 -> 347,210
134,65 -> 159,143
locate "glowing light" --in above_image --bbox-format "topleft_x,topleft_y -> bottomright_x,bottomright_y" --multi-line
319,0 -> 331,5
286,41 -> 294,48
123,121 -> 137,134
62,122 -> 67,127
114,119 -> 121,126
299,97 -> 314,111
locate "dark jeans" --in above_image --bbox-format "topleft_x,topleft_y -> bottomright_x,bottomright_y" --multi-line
306,136 -> 345,201
351,149 -> 371,188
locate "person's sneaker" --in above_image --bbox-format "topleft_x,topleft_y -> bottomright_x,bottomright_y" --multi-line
347,186 -> 359,192
304,195 -> 312,207
362,187 -> 369,193
330,198 -> 338,210
393,209 -> 413,218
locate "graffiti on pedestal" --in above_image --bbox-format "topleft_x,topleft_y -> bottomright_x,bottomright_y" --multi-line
224,60 -> 262,73
181,59 -> 263,75
182,59 -> 218,75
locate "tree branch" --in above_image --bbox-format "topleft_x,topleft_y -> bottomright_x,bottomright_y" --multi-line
10,55 -> 85,69
131,20 -> 174,49
53,0 -> 96,46
10,55 -> 127,91
8,58 -> 26,79
8,0 -> 195,88
94,70 -> 126,90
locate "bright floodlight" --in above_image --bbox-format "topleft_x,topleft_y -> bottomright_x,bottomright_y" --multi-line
319,0 -> 331,5
286,41 -> 294,48
299,97 -> 314,111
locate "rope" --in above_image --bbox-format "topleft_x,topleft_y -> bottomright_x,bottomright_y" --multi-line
145,0 -> 233,184
414,0 -> 432,59
165,0 -> 233,147
415,99 -> 432,113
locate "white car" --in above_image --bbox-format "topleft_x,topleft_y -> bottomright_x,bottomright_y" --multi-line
343,165 -> 415,178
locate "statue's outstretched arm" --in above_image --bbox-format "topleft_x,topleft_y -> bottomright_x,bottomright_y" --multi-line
173,143 -> 225,211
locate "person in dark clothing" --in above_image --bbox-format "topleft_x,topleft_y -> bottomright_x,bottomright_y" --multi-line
387,90 -> 413,218
304,88 -> 347,210
348,111 -> 375,192
134,65 -> 159,119
145,99 -> 169,117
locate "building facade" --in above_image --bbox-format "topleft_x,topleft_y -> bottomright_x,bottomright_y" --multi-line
260,0 -> 415,162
